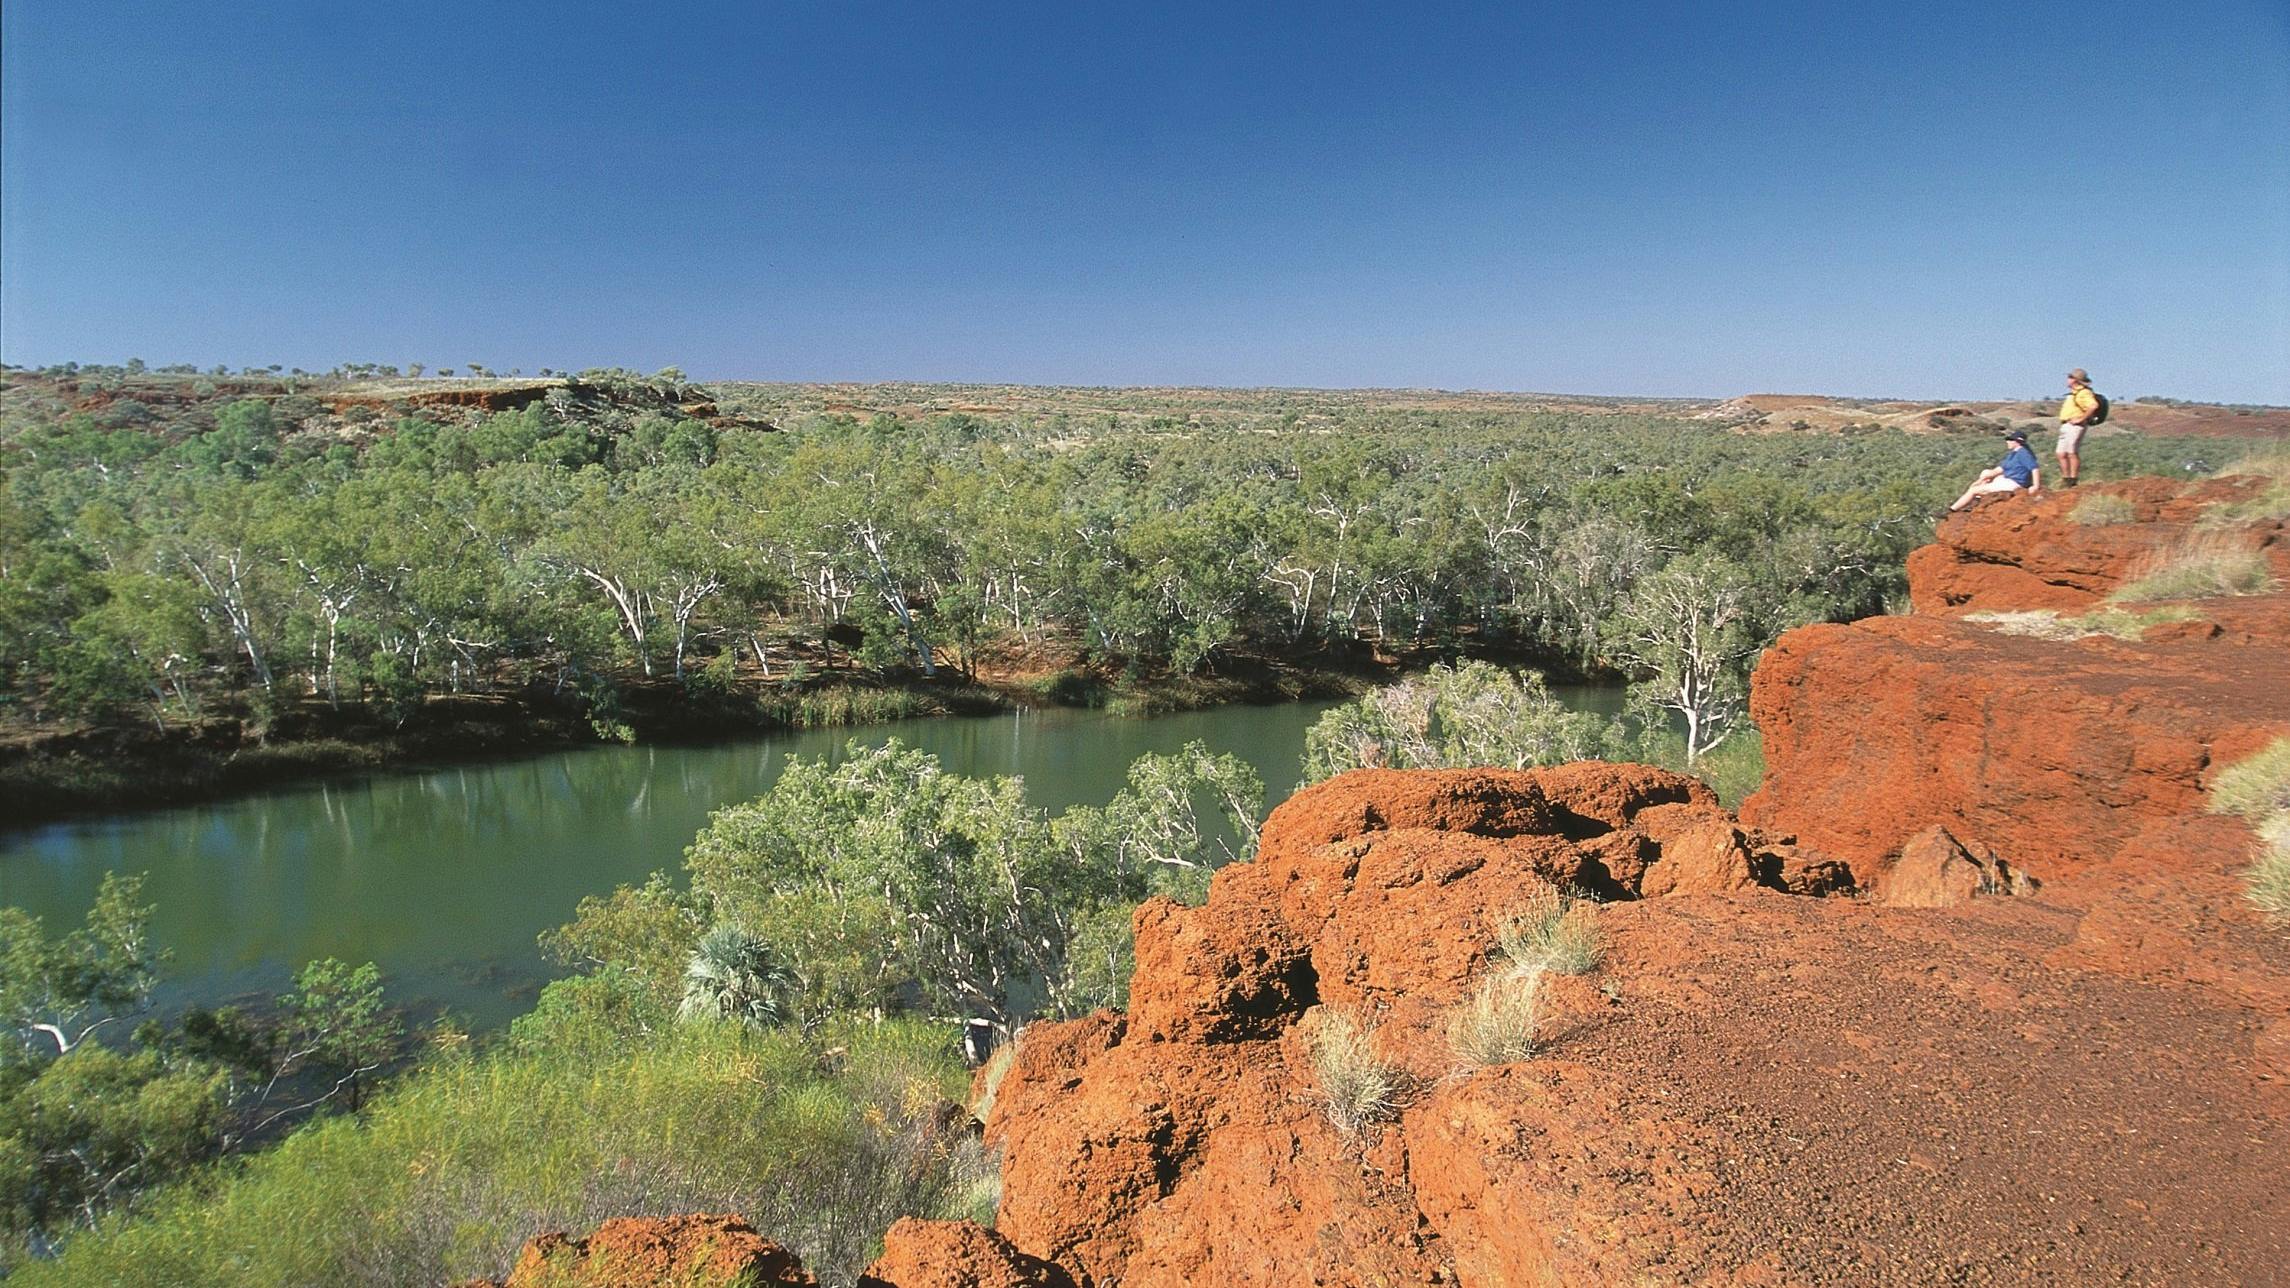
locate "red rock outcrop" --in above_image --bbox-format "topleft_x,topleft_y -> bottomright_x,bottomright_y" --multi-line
1748,476 -> 2290,889
481,1214 -> 815,1287
966,473 -> 2290,1286
857,1218 -> 1077,1288
1904,475 -> 2277,616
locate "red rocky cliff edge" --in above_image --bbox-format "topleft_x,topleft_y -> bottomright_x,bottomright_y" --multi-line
972,475 -> 2289,1286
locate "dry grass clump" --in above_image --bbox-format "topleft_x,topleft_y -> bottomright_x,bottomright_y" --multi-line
1966,606 -> 2199,641
2068,493 -> 2138,525
2208,737 -> 2290,924
1309,1011 -> 1400,1135
2202,448 -> 2290,525
2210,737 -> 2290,824
1447,968 -> 1546,1068
970,1042 -> 1018,1124
1493,884 -> 1603,975
2108,531 -> 2277,603
2251,816 -> 2290,921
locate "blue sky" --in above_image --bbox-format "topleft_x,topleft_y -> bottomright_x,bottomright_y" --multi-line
5,1 -> 2287,401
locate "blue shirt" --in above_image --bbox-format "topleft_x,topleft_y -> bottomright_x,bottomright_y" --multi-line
2000,445 -> 2038,487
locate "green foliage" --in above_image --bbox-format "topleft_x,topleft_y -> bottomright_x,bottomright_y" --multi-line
1609,552 -> 1759,763
3,373 -> 2039,747
0,1045 -> 229,1252
0,876 -> 412,1259
1300,661 -> 1618,783
1053,741 -> 1262,904
554,738 -> 1259,1035
1635,728 -> 1766,809
274,959 -> 402,1113
0,873 -> 163,1061
676,926 -> 795,1031
16,1021 -> 973,1288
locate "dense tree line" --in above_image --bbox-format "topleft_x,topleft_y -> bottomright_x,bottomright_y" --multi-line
10,373 -> 2171,742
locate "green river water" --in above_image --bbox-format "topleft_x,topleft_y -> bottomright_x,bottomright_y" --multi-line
1,691 -> 1618,1030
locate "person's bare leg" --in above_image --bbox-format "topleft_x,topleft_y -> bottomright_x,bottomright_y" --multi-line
2058,448 -> 2080,483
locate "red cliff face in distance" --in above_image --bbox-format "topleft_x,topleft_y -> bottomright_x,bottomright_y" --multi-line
499,474 -> 2290,1286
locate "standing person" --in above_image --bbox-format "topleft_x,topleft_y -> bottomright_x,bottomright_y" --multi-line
2056,368 -> 2101,488
1945,430 -> 2043,514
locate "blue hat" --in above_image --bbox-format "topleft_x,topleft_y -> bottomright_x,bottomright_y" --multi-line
2004,430 -> 2028,443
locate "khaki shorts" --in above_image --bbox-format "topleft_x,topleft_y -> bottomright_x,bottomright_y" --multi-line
2058,422 -> 2086,454
1972,476 -> 2026,497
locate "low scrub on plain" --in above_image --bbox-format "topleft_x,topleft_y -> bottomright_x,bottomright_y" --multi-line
2208,737 -> 2290,924
1447,968 -> 1546,1068
1495,884 -> 1603,976
2068,493 -> 2138,525
1966,606 -> 2200,641
18,1021 -> 976,1288
2108,532 -> 2276,603
1309,1011 -> 1400,1136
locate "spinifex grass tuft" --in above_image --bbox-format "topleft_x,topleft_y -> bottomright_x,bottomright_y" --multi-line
1493,884 -> 1603,976
1310,1011 -> 1400,1136
2108,532 -> 2276,603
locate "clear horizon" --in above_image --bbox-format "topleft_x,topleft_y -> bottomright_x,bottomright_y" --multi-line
6,1 -> 2288,404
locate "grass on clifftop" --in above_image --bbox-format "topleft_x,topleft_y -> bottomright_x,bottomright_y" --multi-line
1448,969 -> 1546,1069
2108,531 -> 2277,603
2204,446 -> 2290,524
1967,606 -> 2201,641
1310,1012 -> 1401,1136
2208,737 -> 2290,924
2068,493 -> 2138,525
1494,885 -> 1603,976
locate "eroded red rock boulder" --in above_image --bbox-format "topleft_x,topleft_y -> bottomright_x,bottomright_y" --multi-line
986,762 -> 1813,1287
1879,825 -> 2033,907
493,1214 -> 813,1287
858,1219 -> 1077,1288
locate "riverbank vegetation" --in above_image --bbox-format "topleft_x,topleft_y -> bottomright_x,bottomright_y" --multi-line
2,363 -> 2227,819
8,663 -> 1704,1279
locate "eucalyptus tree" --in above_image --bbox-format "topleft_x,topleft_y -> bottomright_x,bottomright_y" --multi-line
1609,552 -> 1759,763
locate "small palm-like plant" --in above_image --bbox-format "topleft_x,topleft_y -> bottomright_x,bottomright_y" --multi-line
677,924 -> 793,1030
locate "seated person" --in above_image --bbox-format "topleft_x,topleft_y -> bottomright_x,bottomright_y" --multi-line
1946,430 -> 2043,513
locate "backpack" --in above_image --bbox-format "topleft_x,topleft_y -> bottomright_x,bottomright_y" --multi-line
2085,391 -> 2109,426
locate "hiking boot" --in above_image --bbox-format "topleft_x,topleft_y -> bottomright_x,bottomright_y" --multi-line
2063,477 -> 2079,488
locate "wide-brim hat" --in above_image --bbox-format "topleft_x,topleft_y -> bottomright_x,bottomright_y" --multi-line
2067,368 -> 2090,383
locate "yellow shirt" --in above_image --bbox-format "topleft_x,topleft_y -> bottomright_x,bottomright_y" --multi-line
2059,387 -> 2099,423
